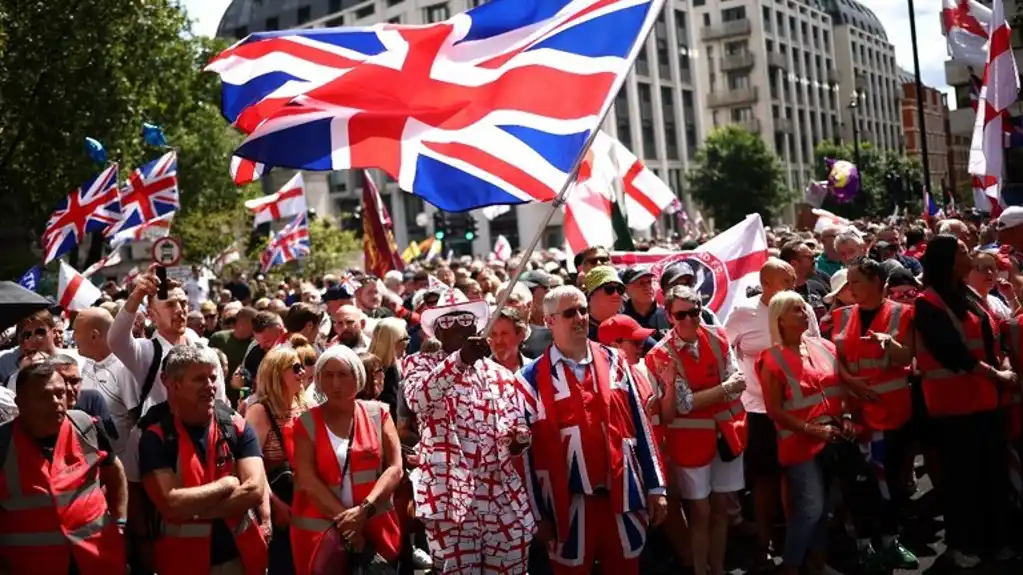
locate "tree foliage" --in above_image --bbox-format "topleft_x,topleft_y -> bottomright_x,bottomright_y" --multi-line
812,141 -> 923,220
0,0 -> 253,277
686,125 -> 792,228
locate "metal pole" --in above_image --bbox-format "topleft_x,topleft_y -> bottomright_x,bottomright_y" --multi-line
907,0 -> 933,197
852,103 -> 861,167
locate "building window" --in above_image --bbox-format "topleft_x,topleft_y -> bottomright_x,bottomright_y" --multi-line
387,0 -> 404,5
638,84 -> 657,157
683,90 -> 697,158
388,15 -> 401,23
265,17 -> 279,30
722,6 -> 746,21
763,7 -> 772,32
636,46 -> 649,76
726,72 -> 749,90
675,9 -> 689,42
297,6 -> 311,25
694,0 -> 705,6
425,3 -> 449,23
235,25 -> 249,38
355,3 -> 376,18
662,87 -> 679,160
330,0 -> 342,12
615,90 -> 633,152
657,39 -> 671,79
468,0 -> 486,7
327,15 -> 345,26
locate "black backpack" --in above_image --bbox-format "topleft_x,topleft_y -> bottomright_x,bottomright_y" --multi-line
128,338 -> 163,427
136,399 -> 241,459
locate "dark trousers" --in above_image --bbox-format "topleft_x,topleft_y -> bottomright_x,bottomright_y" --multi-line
879,425 -> 915,536
528,537 -> 553,575
818,441 -> 887,541
933,410 -> 1010,557
268,526 -> 295,575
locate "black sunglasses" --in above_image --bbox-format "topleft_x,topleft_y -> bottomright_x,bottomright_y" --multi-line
599,284 -> 625,296
560,306 -> 588,319
672,308 -> 702,321
291,363 -> 306,375
19,328 -> 49,342
585,256 -> 610,266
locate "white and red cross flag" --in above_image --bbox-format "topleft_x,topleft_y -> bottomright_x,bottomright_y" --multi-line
59,262 -> 102,311
943,0 -> 992,67
244,172 -> 308,227
609,214 -> 769,321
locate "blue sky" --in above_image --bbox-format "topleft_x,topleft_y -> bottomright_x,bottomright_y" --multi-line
183,0 -> 951,93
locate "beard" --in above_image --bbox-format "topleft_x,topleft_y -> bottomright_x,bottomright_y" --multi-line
338,331 -> 361,348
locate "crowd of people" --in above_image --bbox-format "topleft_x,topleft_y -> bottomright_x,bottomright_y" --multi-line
4,206 -> 1023,574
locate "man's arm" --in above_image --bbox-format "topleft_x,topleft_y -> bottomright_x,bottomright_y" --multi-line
100,457 -> 129,522
196,457 -> 266,520
108,294 -> 152,381
402,353 -> 454,417
138,429 -> 236,521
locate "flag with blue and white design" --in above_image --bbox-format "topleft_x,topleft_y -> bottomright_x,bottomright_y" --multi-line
18,266 -> 40,292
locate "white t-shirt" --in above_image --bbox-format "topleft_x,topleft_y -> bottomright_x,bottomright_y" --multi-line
724,296 -> 820,414
81,353 -> 140,464
326,425 -> 355,508
183,278 -> 209,311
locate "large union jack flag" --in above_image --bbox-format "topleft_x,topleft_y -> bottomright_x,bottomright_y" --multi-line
107,151 -> 180,237
206,0 -> 663,212
42,165 -> 121,264
260,212 -> 311,272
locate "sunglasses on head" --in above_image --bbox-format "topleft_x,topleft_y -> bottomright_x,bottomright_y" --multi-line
436,314 -> 476,330
291,363 -> 306,375
560,305 -> 588,319
19,328 -> 48,342
672,308 -> 702,321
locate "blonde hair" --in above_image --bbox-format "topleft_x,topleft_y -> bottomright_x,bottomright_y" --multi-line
767,290 -> 808,346
255,348 -> 307,417
369,317 -> 408,368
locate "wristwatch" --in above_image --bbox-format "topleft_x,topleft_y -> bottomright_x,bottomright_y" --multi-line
360,499 -> 377,519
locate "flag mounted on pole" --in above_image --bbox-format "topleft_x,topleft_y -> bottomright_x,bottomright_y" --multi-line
361,170 -> 405,277
244,173 -> 307,226
968,0 -> 1019,211
106,152 -> 179,238
206,0 -> 666,213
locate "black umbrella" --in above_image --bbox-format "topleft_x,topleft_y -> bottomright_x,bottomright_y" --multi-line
0,281 -> 52,333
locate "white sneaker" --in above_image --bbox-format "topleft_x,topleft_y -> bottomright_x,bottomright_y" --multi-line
948,549 -> 981,569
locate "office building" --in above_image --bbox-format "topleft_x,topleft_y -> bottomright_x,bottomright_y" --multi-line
898,68 -> 951,193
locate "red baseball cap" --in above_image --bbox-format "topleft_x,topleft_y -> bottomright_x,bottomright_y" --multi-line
598,315 -> 654,346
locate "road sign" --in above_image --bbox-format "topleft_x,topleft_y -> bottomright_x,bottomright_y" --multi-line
151,237 -> 183,267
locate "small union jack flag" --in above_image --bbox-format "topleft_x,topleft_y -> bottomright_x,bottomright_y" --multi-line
260,213 -> 311,272
43,165 -> 121,264
107,151 -> 179,237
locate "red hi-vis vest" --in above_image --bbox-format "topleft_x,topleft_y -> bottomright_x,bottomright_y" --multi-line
1000,319 -> 1023,440
0,411 -> 125,575
759,339 -> 846,466
290,400 -> 401,575
147,409 -> 268,575
662,326 -> 748,468
831,301 -> 913,430
916,288 -> 1000,417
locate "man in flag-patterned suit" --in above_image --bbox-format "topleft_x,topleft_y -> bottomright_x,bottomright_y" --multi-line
517,285 -> 668,575
404,289 -> 535,574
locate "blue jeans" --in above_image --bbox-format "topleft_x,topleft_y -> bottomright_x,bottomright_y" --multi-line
782,455 -> 833,567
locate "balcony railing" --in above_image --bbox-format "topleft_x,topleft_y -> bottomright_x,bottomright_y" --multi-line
701,18 -> 751,41
734,118 -> 761,133
774,118 -> 794,133
721,52 -> 755,71
767,52 -> 787,69
707,86 -> 758,108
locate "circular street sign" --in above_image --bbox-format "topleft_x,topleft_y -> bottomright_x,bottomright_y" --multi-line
151,237 -> 183,267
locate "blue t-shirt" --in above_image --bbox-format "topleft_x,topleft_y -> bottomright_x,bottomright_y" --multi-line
138,418 -> 261,566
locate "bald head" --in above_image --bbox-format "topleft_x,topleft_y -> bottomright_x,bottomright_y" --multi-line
759,258 -> 797,302
73,307 -> 114,361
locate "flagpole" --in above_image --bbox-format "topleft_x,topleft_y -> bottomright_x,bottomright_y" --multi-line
907,0 -> 933,197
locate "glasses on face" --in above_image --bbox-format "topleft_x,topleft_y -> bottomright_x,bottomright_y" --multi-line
891,288 -> 919,300
585,255 -> 610,266
672,308 -> 702,321
291,363 -> 306,375
19,327 -> 48,342
436,314 -> 476,330
560,306 -> 588,319
203,314 -> 217,320
599,284 -> 625,296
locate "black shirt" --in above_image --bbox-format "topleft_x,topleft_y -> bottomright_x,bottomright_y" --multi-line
240,342 -> 266,387
138,419 -> 262,566
224,281 -> 251,304
797,279 -> 830,321
857,307 -> 881,337
623,300 -> 671,340
522,326 -> 553,360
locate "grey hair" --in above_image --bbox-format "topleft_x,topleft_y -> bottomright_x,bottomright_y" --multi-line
937,219 -> 967,236
542,285 -> 585,316
48,354 -> 79,369
162,345 -> 219,382
315,344 -> 367,393
833,229 -> 864,251
664,285 -> 702,311
496,280 -> 532,306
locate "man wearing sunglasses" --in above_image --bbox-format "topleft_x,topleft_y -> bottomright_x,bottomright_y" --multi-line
518,285 -> 667,575
0,309 -> 59,385
403,288 -> 534,574
582,266 -> 626,342
573,246 -> 612,275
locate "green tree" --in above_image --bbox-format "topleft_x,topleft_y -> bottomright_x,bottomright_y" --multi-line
812,141 -> 922,220
0,0 -> 252,277
686,125 -> 792,227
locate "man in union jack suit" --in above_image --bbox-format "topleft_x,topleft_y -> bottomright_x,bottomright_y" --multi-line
517,285 -> 668,575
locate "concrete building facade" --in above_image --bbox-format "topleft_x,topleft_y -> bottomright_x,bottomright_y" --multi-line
898,69 -> 951,193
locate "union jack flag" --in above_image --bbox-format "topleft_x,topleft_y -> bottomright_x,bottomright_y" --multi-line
260,213 -> 311,272
206,0 -> 664,212
107,151 -> 179,237
42,165 -> 121,264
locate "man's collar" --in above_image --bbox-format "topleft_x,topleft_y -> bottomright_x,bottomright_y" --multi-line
550,343 -> 592,366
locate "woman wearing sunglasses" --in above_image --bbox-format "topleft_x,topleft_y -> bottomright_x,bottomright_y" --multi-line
245,347 -> 312,574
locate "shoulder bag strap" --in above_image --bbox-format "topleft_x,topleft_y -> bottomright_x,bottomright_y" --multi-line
262,400 -> 288,451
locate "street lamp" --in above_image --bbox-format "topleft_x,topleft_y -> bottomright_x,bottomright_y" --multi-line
847,89 -> 861,167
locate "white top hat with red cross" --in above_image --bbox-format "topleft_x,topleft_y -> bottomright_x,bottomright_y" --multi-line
420,288 -> 489,338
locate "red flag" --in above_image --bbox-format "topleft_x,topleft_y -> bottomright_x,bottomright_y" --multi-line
362,171 -> 404,277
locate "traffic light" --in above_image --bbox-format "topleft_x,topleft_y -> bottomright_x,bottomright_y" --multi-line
433,211 -> 447,240
464,216 -> 478,241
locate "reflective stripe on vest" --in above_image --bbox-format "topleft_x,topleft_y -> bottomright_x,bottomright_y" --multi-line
769,342 -> 844,412
0,513 -> 109,547
842,304 -> 905,372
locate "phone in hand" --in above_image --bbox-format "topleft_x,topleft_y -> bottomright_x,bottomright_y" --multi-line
156,266 -> 168,300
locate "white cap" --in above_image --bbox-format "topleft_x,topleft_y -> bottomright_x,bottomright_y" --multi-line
996,206 -> 1023,231
824,268 -> 848,304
